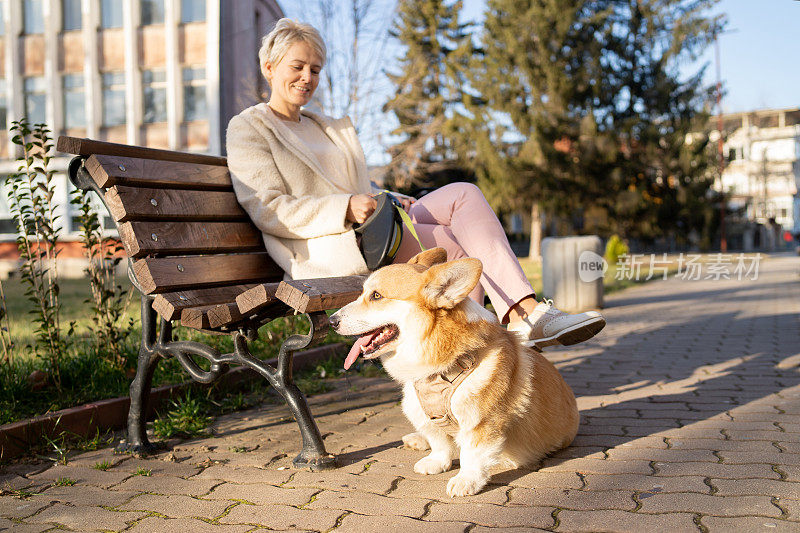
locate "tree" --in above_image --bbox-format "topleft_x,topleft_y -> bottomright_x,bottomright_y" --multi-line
286,0 -> 396,164
471,0 -> 615,258
382,0 -> 476,191
470,0 -> 723,255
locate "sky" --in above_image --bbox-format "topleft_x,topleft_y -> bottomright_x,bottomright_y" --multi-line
281,0 -> 800,163
459,0 -> 800,114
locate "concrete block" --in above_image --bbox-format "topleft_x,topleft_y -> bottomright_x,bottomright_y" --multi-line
541,236 -> 603,312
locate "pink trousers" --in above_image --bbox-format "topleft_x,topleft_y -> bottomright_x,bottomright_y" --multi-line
392,182 -> 534,323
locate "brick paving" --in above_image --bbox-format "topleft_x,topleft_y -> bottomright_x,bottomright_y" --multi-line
1,253 -> 798,532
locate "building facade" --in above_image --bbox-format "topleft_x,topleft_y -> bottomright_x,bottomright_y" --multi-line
0,0 -> 282,250
718,107 -> 800,249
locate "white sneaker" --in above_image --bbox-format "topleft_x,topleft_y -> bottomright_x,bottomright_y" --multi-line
507,300 -> 606,350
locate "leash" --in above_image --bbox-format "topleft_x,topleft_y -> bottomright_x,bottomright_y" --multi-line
379,190 -> 426,252
396,205 -> 426,252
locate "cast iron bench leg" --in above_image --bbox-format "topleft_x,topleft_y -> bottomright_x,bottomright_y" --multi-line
118,294 -> 163,454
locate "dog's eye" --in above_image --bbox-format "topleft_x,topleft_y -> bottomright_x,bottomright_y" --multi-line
370,291 -> 383,301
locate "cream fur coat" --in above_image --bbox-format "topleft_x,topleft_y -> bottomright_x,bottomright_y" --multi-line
226,103 -> 375,279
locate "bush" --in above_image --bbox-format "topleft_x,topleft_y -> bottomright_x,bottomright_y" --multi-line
604,235 -> 629,265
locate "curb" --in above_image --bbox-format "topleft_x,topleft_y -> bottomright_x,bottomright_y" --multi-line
0,343 -> 345,460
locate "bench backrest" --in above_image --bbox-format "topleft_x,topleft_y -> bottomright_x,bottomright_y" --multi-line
58,136 -> 285,329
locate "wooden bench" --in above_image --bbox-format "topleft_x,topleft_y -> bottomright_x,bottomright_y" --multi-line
58,136 -> 366,470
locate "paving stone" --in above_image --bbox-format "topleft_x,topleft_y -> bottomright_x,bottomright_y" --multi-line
655,461 -> 781,479
0,474 -> 35,493
424,501 -> 555,528
25,503 -> 147,530
0,517 -> 52,532
338,513 -> 472,532
112,474 -> 220,496
127,516 -> 254,533
389,477 -> 510,505
581,473 -> 709,494
286,470 -> 398,495
118,457 -> 204,477
540,458 -> 654,475
667,438 -> 777,452
720,451 -> 800,466
637,492 -> 782,517
205,482 -> 319,507
218,502 -> 342,530
605,447 -> 718,463
117,492 -> 232,519
508,487 -> 636,511
781,465 -> 800,482
26,464 -> 130,489
472,527 -> 550,533
776,497 -> 800,521
0,497 -> 51,520
306,489 -> 430,518
491,469 -> 584,490
193,464 -> 294,485
700,516 -> 798,531
555,509 -> 698,532
34,484 -> 134,508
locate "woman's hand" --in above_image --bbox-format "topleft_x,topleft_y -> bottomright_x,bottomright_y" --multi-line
346,194 -> 377,224
392,192 -> 416,211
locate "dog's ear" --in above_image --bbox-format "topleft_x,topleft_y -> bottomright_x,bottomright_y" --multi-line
421,258 -> 483,309
408,247 -> 448,269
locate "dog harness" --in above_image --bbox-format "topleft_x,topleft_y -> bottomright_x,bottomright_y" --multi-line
413,354 -> 477,433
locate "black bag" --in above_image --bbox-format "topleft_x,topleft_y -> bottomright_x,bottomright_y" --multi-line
354,192 -> 404,270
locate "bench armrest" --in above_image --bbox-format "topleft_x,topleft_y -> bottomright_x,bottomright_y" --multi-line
275,275 -> 367,313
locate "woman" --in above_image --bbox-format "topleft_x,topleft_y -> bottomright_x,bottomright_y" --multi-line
226,18 -> 605,349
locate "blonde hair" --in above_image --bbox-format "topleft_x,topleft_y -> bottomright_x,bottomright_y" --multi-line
259,18 -> 326,81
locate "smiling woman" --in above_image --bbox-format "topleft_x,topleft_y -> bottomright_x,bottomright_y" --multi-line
225,18 -> 606,350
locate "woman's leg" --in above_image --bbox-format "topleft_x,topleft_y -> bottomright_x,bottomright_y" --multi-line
397,182 -> 533,323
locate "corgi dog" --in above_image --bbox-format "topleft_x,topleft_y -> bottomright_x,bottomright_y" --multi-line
330,248 -> 579,497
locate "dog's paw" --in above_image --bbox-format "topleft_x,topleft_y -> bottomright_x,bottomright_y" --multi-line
402,432 -> 430,451
446,473 -> 487,497
414,455 -> 451,475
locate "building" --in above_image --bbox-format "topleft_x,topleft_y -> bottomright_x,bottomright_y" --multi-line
717,107 -> 800,249
0,0 -> 283,258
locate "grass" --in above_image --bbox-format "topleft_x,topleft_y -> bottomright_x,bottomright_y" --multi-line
134,467 -> 151,476
92,459 -> 113,471
53,477 -> 76,486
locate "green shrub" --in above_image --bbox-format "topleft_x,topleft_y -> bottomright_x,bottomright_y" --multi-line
604,235 -> 630,265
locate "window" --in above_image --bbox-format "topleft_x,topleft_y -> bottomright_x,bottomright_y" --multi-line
63,74 -> 86,129
181,0 -> 206,23
102,72 -> 126,127
142,70 -> 167,123
141,0 -> 165,25
101,0 -> 123,28
183,67 -> 206,121
0,1 -> 5,36
62,0 -> 82,31
23,0 -> 44,34
23,77 -> 47,125
728,148 -> 737,162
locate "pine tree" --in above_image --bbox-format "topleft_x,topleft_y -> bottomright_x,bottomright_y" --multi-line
383,0 -> 475,191
598,0 -> 724,246
470,0 -> 723,253
471,0 -> 615,257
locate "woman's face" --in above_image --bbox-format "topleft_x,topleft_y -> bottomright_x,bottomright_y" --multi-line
264,40 -> 322,115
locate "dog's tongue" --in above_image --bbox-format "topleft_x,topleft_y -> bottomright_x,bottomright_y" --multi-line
344,331 -> 380,370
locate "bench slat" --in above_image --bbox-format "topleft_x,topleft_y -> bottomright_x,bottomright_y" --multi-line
276,275 -> 367,313
236,282 -> 283,315
133,253 -> 283,294
86,154 -> 232,190
153,284 -> 260,321
118,221 -> 264,258
105,186 -> 249,223
59,136 -> 228,166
